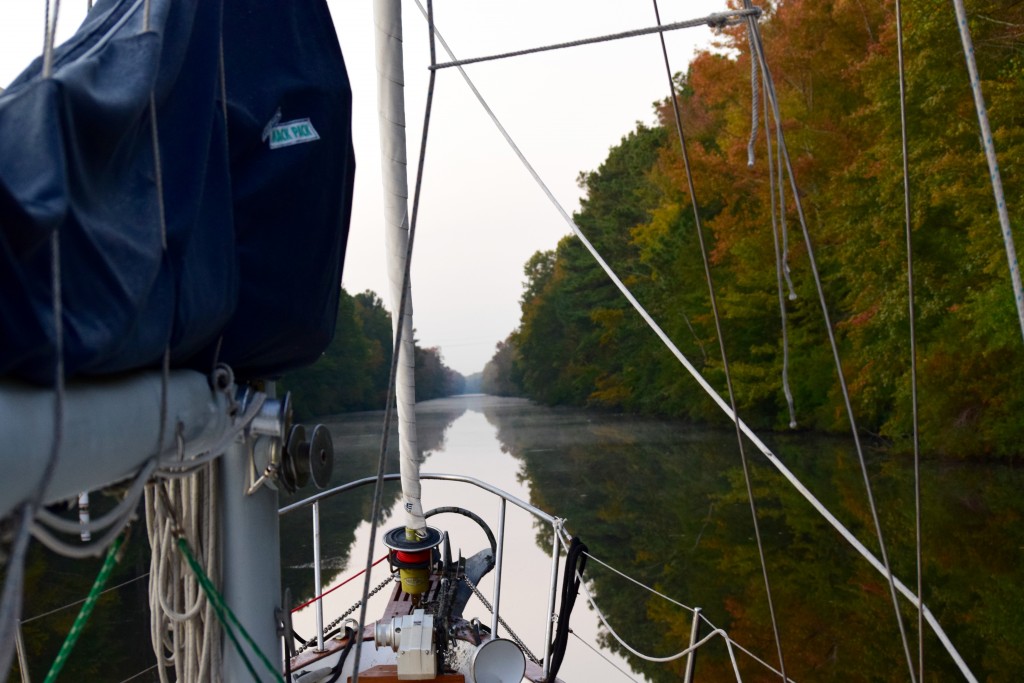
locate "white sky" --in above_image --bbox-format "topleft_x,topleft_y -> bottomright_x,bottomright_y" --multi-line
3,1 -> 725,375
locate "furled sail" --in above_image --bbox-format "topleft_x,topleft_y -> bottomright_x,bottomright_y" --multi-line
374,0 -> 427,537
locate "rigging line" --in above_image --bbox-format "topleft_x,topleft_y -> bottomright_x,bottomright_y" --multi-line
582,551 -> 695,613
696,613 -> 796,683
290,554 -> 389,613
0,509 -> 33,683
763,70 -> 797,429
32,506 -> 131,559
747,32 -> 760,167
429,9 -> 760,71
36,459 -> 156,535
950,0 -> 1024,343
2,3 -> 71,676
745,12 -> 919,681
43,535 -> 125,683
20,573 -> 151,625
778,127 -> 796,300
176,536 -> 275,683
419,2 -> 975,679
568,630 -> 640,682
42,0 -> 62,77
894,0 -> 924,679
353,1 -> 438,680
571,562 -> 742,675
116,664 -> 159,683
653,1 -> 787,678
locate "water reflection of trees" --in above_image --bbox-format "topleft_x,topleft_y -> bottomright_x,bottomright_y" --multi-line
481,400 -> 1024,682
279,402 -> 467,604
16,507 -> 156,681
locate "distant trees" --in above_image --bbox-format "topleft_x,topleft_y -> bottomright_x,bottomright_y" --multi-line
481,336 -> 522,396
280,288 -> 466,418
415,344 -> 465,400
509,0 -> 1024,458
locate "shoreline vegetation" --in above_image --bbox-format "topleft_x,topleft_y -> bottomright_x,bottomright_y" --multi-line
484,0 -> 1023,461
295,2 -> 1022,461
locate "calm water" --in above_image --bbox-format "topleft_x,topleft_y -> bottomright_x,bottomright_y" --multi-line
14,395 -> 1023,681
280,395 -> 1024,682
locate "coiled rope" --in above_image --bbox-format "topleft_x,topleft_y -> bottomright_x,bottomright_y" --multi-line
146,470 -> 221,683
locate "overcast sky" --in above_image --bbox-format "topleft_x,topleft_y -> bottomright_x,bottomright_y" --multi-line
3,0 -> 726,375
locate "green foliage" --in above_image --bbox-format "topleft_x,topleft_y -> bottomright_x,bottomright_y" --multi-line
280,288 -> 466,418
511,0 -> 1024,458
481,335 -> 522,396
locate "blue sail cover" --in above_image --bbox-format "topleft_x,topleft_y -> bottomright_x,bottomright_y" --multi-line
0,0 -> 354,383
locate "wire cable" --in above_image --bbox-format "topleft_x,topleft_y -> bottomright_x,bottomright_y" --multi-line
430,9 -> 759,71
43,534 -> 125,683
894,0 -> 924,678
744,10 -> 917,681
653,1 -> 787,677
416,1 -> 975,679
20,573 -> 151,626
949,0 -> 1024,342
569,630 -> 640,682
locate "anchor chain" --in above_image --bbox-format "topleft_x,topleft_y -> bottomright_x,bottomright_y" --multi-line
295,574 -> 396,655
463,574 -> 540,665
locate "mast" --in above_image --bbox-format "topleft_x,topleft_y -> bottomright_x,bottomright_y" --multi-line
373,0 -> 427,539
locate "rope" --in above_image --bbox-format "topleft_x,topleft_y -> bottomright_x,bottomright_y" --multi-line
745,13 -> 917,681
1,4 -> 68,674
949,0 -> 1024,343
0,509 -> 34,683
31,460 -> 156,559
696,613 -> 796,683
116,664 -> 159,683
146,469 -> 221,683
763,72 -> 797,428
176,536 -> 283,683
578,574 -> 740,672
654,1 -> 787,677
20,573 -> 150,625
747,31 -> 760,167
429,9 -> 760,71
156,393 -> 265,477
582,551 -> 695,613
43,535 -> 125,683
580,544 -> 801,681
569,630 -> 640,682
291,555 -> 389,613
894,0 -> 924,678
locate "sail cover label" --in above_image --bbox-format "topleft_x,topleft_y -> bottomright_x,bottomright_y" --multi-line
265,117 -> 320,149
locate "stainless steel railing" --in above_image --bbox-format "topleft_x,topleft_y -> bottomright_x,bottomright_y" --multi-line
279,472 -> 563,679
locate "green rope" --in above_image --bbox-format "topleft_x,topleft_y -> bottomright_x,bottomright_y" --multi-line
44,535 -> 124,683
175,537 -> 284,683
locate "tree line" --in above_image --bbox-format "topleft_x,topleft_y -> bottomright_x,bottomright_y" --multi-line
485,0 -> 1023,459
281,288 -> 465,419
